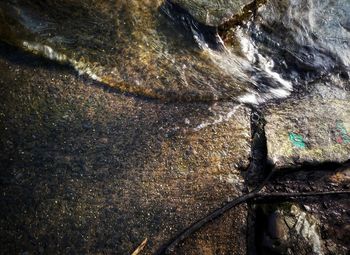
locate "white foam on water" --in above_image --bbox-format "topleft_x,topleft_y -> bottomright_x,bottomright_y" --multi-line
238,93 -> 262,105
238,28 -> 293,101
198,27 -> 294,105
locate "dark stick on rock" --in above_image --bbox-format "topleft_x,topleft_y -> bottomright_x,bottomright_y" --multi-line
155,170 -> 275,255
253,190 -> 350,202
155,170 -> 350,255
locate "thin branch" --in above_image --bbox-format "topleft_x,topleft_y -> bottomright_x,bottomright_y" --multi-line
131,238 -> 148,255
155,171 -> 275,255
253,190 -> 350,202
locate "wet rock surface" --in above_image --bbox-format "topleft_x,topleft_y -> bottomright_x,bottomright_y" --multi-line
169,0 -> 253,26
0,43 -> 251,254
1,0 -> 348,103
0,1 -> 350,254
254,0 -> 350,68
0,0 -> 259,101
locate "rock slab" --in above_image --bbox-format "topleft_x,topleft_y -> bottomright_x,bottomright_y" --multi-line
265,98 -> 350,168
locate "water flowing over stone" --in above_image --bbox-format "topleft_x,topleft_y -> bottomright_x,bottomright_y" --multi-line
1,1 -> 350,253
0,0 -> 255,101
0,0 -> 348,102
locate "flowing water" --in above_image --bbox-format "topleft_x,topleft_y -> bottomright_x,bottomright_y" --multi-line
0,0 -> 349,103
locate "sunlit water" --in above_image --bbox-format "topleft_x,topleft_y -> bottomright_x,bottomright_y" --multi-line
0,0 -> 349,104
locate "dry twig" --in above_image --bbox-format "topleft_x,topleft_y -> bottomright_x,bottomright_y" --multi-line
131,238 -> 148,255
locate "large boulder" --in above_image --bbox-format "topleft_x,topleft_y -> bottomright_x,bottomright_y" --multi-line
0,43 -> 252,254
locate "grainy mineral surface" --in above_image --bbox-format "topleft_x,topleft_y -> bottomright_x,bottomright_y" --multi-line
0,43 -> 251,254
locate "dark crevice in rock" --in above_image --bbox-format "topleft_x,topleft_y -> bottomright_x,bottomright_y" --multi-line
245,106 -> 350,254
251,191 -> 350,255
160,0 -> 225,51
251,205 -> 268,255
245,107 -> 272,187
272,160 -> 350,175
246,107 -> 271,255
0,41 -> 71,71
247,158 -> 350,254
249,190 -> 350,255
247,204 -> 259,255
218,0 -> 267,42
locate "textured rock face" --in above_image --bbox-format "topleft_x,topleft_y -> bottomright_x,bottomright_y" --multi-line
255,0 -> 350,67
0,44 -> 251,254
170,0 -> 253,26
260,201 -> 349,255
1,1 -> 350,254
256,166 -> 350,255
264,205 -> 323,255
265,96 -> 350,168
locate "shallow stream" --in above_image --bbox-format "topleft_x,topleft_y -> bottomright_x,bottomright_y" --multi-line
0,0 -> 349,103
